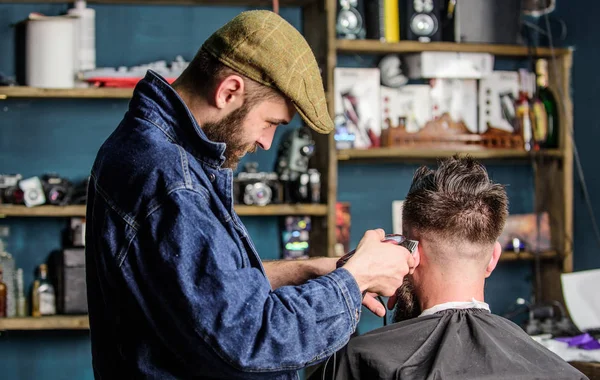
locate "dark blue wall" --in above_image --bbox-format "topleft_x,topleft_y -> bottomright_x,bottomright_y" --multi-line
552,2 -> 600,271
0,1 -> 593,378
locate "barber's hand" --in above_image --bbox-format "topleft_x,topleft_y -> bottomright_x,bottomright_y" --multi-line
343,229 -> 416,304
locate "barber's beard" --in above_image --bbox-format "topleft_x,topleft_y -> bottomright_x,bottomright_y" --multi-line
392,276 -> 422,323
202,104 -> 257,169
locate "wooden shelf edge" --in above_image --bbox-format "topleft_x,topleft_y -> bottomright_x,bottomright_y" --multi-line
1,0 -> 316,6
336,39 -> 572,57
336,148 -> 564,161
500,251 -> 559,262
0,204 -> 328,217
0,86 -> 133,99
235,204 -> 328,216
0,205 -> 87,217
0,315 -> 89,331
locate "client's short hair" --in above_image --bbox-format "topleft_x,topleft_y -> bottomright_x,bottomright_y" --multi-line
403,155 -> 508,254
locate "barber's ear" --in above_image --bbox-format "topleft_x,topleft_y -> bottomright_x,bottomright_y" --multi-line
213,75 -> 245,110
485,241 -> 502,278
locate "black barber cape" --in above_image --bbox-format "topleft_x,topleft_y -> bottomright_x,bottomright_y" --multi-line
335,308 -> 588,380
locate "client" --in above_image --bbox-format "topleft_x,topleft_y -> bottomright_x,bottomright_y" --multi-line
335,156 -> 588,380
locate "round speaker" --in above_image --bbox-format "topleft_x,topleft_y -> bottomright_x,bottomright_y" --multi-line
409,13 -> 438,37
337,7 -> 363,36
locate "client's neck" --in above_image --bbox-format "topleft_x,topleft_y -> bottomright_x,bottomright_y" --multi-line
416,265 -> 486,312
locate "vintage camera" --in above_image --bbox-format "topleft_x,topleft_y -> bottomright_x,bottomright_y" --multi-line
234,162 -> 282,206
276,127 -> 316,177
276,127 -> 321,204
0,174 -> 24,204
282,168 -> 321,204
41,174 -> 74,206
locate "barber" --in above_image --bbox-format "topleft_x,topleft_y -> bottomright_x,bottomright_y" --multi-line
85,10 -> 415,379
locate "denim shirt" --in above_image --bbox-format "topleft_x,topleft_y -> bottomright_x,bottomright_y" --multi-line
85,70 -> 363,379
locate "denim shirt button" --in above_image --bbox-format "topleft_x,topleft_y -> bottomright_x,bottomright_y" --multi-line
209,173 -> 216,182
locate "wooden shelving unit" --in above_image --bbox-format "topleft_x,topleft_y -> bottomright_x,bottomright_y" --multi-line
0,316 -> 89,331
0,86 -> 133,100
336,39 -> 571,58
336,148 -> 563,162
322,0 -> 574,308
0,204 -> 328,217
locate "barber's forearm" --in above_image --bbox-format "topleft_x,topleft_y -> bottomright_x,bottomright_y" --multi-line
263,257 -> 338,289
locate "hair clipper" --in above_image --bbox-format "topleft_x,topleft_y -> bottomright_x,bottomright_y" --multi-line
336,234 -> 419,269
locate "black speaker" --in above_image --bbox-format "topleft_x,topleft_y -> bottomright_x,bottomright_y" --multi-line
402,0 -> 443,42
336,0 -> 366,39
442,0 -> 523,45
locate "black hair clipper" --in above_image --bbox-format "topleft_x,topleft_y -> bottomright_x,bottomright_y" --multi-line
336,234 -> 419,269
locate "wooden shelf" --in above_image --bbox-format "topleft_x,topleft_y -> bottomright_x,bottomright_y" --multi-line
336,39 -> 571,57
235,204 -> 328,216
500,251 -> 559,262
336,148 -> 564,162
0,86 -> 133,100
2,0 -> 316,6
0,204 -> 328,217
0,205 -> 87,217
0,315 -> 89,331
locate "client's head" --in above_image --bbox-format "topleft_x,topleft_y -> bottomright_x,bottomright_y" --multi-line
393,155 -> 509,322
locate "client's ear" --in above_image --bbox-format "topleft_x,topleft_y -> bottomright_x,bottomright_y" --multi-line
485,241 -> 502,278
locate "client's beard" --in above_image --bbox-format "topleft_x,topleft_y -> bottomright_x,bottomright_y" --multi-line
202,104 -> 257,169
392,276 -> 422,323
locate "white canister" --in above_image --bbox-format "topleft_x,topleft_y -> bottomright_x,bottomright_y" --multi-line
26,15 -> 76,88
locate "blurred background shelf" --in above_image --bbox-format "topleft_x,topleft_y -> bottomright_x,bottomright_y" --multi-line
0,204 -> 328,217
0,316 -> 89,331
335,39 -> 571,57
0,86 -> 133,99
500,251 -> 559,262
336,148 -> 564,162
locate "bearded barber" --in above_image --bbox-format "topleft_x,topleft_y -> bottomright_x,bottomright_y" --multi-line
85,10 -> 415,379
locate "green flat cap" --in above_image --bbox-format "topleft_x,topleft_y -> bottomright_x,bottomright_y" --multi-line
202,10 -> 333,134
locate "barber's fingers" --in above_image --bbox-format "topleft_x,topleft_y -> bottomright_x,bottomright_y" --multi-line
373,228 -> 386,240
363,293 -> 386,317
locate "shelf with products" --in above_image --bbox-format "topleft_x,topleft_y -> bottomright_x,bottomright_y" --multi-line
0,204 -> 329,217
336,148 -> 564,162
323,0 -> 575,306
335,39 -> 571,58
0,86 -> 133,100
0,315 -> 89,331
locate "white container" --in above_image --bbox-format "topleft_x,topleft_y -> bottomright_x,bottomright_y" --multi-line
404,52 -> 495,79
26,15 -> 76,88
68,0 -> 96,72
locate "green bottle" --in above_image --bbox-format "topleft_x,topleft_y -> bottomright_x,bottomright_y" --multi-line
536,59 -> 559,149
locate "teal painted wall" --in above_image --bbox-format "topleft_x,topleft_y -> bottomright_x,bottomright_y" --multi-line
0,2 -> 593,379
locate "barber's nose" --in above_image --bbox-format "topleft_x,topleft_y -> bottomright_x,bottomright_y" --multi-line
257,129 -> 276,150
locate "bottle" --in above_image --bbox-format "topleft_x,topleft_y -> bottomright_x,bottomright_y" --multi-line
68,0 -> 96,73
530,75 -> 548,151
0,265 -> 6,318
16,268 -> 26,317
515,69 -> 534,152
31,264 -> 56,317
536,59 -> 559,148
0,240 -> 16,317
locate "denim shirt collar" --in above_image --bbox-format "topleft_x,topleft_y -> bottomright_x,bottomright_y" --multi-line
129,70 -> 227,168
